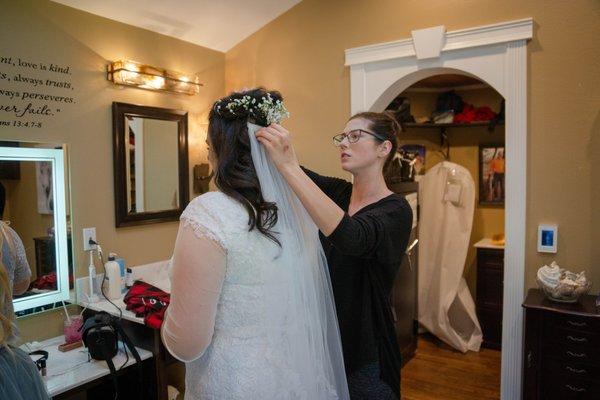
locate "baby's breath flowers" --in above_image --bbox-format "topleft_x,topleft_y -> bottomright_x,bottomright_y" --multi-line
214,93 -> 289,125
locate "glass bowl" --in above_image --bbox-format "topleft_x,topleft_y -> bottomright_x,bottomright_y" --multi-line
536,276 -> 592,303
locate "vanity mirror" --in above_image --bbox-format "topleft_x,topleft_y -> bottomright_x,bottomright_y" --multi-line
0,142 -> 72,312
112,102 -> 189,227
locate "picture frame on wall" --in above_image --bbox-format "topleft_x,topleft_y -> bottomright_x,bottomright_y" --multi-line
479,144 -> 505,205
36,161 -> 54,214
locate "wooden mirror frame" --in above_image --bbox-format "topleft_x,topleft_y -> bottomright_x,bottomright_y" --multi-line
112,102 -> 189,227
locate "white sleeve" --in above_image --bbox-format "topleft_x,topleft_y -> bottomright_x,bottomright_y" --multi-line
160,208 -> 226,363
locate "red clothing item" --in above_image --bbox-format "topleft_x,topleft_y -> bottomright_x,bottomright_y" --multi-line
29,272 -> 57,290
123,280 -> 170,329
474,106 -> 496,121
453,104 -> 496,123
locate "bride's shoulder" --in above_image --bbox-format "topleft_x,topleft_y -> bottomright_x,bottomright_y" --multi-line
183,191 -> 244,221
190,190 -> 230,205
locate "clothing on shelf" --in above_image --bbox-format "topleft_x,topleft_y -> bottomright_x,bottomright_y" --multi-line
453,104 -> 496,123
435,90 -> 464,114
432,110 -> 454,124
386,96 -> 415,123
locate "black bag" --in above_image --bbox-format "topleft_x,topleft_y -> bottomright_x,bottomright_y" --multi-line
386,96 -> 415,123
435,90 -> 464,114
82,312 -> 144,400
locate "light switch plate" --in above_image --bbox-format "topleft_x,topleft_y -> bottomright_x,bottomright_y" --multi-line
537,224 -> 558,253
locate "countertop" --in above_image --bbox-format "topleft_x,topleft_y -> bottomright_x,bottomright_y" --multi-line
474,238 -> 505,250
22,335 -> 152,397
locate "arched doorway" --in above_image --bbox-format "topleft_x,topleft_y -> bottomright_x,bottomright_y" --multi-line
345,19 -> 532,400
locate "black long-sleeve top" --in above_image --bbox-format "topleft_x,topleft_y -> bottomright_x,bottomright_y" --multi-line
303,167 -> 413,397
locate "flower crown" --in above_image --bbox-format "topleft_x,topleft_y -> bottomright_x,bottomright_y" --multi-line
213,93 -> 290,126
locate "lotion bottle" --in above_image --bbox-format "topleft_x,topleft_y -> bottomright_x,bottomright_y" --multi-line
104,254 -> 122,300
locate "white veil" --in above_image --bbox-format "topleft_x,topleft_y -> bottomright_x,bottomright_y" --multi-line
247,122 -> 349,399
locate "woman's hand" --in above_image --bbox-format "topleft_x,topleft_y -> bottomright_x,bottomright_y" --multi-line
255,124 -> 300,173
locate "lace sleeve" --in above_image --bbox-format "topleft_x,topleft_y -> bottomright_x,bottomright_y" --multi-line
161,222 -> 226,362
179,194 -> 227,252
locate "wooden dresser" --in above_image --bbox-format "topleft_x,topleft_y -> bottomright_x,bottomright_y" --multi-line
474,238 -> 504,350
523,288 -> 600,399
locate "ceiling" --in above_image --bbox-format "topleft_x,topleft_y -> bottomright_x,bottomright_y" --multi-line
51,0 -> 301,52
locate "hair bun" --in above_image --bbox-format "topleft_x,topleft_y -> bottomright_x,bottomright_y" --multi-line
382,110 -> 402,134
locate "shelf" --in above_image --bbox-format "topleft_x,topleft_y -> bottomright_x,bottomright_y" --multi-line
403,121 -> 503,129
402,121 -> 504,160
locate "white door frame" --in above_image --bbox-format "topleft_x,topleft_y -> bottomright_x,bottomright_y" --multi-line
345,18 -> 532,400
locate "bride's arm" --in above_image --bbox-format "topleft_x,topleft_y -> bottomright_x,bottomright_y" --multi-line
161,223 -> 226,362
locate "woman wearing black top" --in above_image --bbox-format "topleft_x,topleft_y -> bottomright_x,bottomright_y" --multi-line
256,112 -> 413,399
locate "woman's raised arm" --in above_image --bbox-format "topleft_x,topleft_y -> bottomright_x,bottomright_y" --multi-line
256,124 -> 345,236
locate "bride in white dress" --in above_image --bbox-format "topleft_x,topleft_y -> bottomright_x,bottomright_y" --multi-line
161,88 -> 349,400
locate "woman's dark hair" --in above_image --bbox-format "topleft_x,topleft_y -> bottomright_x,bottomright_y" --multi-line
349,111 -> 400,172
208,88 -> 281,245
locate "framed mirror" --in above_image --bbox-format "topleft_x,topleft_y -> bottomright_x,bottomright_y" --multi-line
112,102 -> 189,227
0,143 -> 72,312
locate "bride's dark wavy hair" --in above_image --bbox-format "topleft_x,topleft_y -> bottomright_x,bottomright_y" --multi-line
208,88 -> 280,245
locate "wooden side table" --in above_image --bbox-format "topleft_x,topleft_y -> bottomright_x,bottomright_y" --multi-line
522,288 -> 600,399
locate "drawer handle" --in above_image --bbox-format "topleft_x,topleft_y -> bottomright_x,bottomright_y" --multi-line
567,335 -> 588,343
565,384 -> 586,393
566,366 -> 587,374
567,320 -> 587,327
527,351 -> 534,368
566,351 -> 587,358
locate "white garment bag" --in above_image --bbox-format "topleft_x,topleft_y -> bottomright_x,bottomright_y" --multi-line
417,161 -> 483,352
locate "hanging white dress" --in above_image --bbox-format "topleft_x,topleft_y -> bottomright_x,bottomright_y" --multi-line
417,161 -> 483,353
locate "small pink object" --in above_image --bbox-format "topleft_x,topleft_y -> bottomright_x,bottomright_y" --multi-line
64,315 -> 83,344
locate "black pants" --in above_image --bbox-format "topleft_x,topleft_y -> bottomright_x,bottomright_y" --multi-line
347,362 -> 398,400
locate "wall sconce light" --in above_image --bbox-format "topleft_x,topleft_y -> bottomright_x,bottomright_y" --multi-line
193,163 -> 211,194
107,60 -> 203,95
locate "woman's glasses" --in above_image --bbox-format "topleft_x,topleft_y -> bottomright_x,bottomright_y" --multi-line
332,129 -> 386,147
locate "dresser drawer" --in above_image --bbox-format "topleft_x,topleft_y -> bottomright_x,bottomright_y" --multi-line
542,375 -> 600,400
545,357 -> 600,383
548,326 -> 600,348
544,340 -> 600,364
545,312 -> 600,334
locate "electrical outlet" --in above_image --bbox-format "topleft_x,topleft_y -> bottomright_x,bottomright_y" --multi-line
83,227 -> 97,251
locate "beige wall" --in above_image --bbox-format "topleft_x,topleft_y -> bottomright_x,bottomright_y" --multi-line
0,0 -> 224,341
226,0 -> 600,293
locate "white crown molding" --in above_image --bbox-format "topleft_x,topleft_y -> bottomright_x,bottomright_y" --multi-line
345,18 -> 533,66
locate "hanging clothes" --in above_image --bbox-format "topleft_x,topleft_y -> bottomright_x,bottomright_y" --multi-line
417,161 -> 482,353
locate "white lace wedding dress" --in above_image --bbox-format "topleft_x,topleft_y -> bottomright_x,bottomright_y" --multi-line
177,191 -> 343,399
182,192 -> 293,398
163,122 -> 348,399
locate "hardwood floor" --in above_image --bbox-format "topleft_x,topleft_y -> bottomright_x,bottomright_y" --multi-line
401,334 -> 501,400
